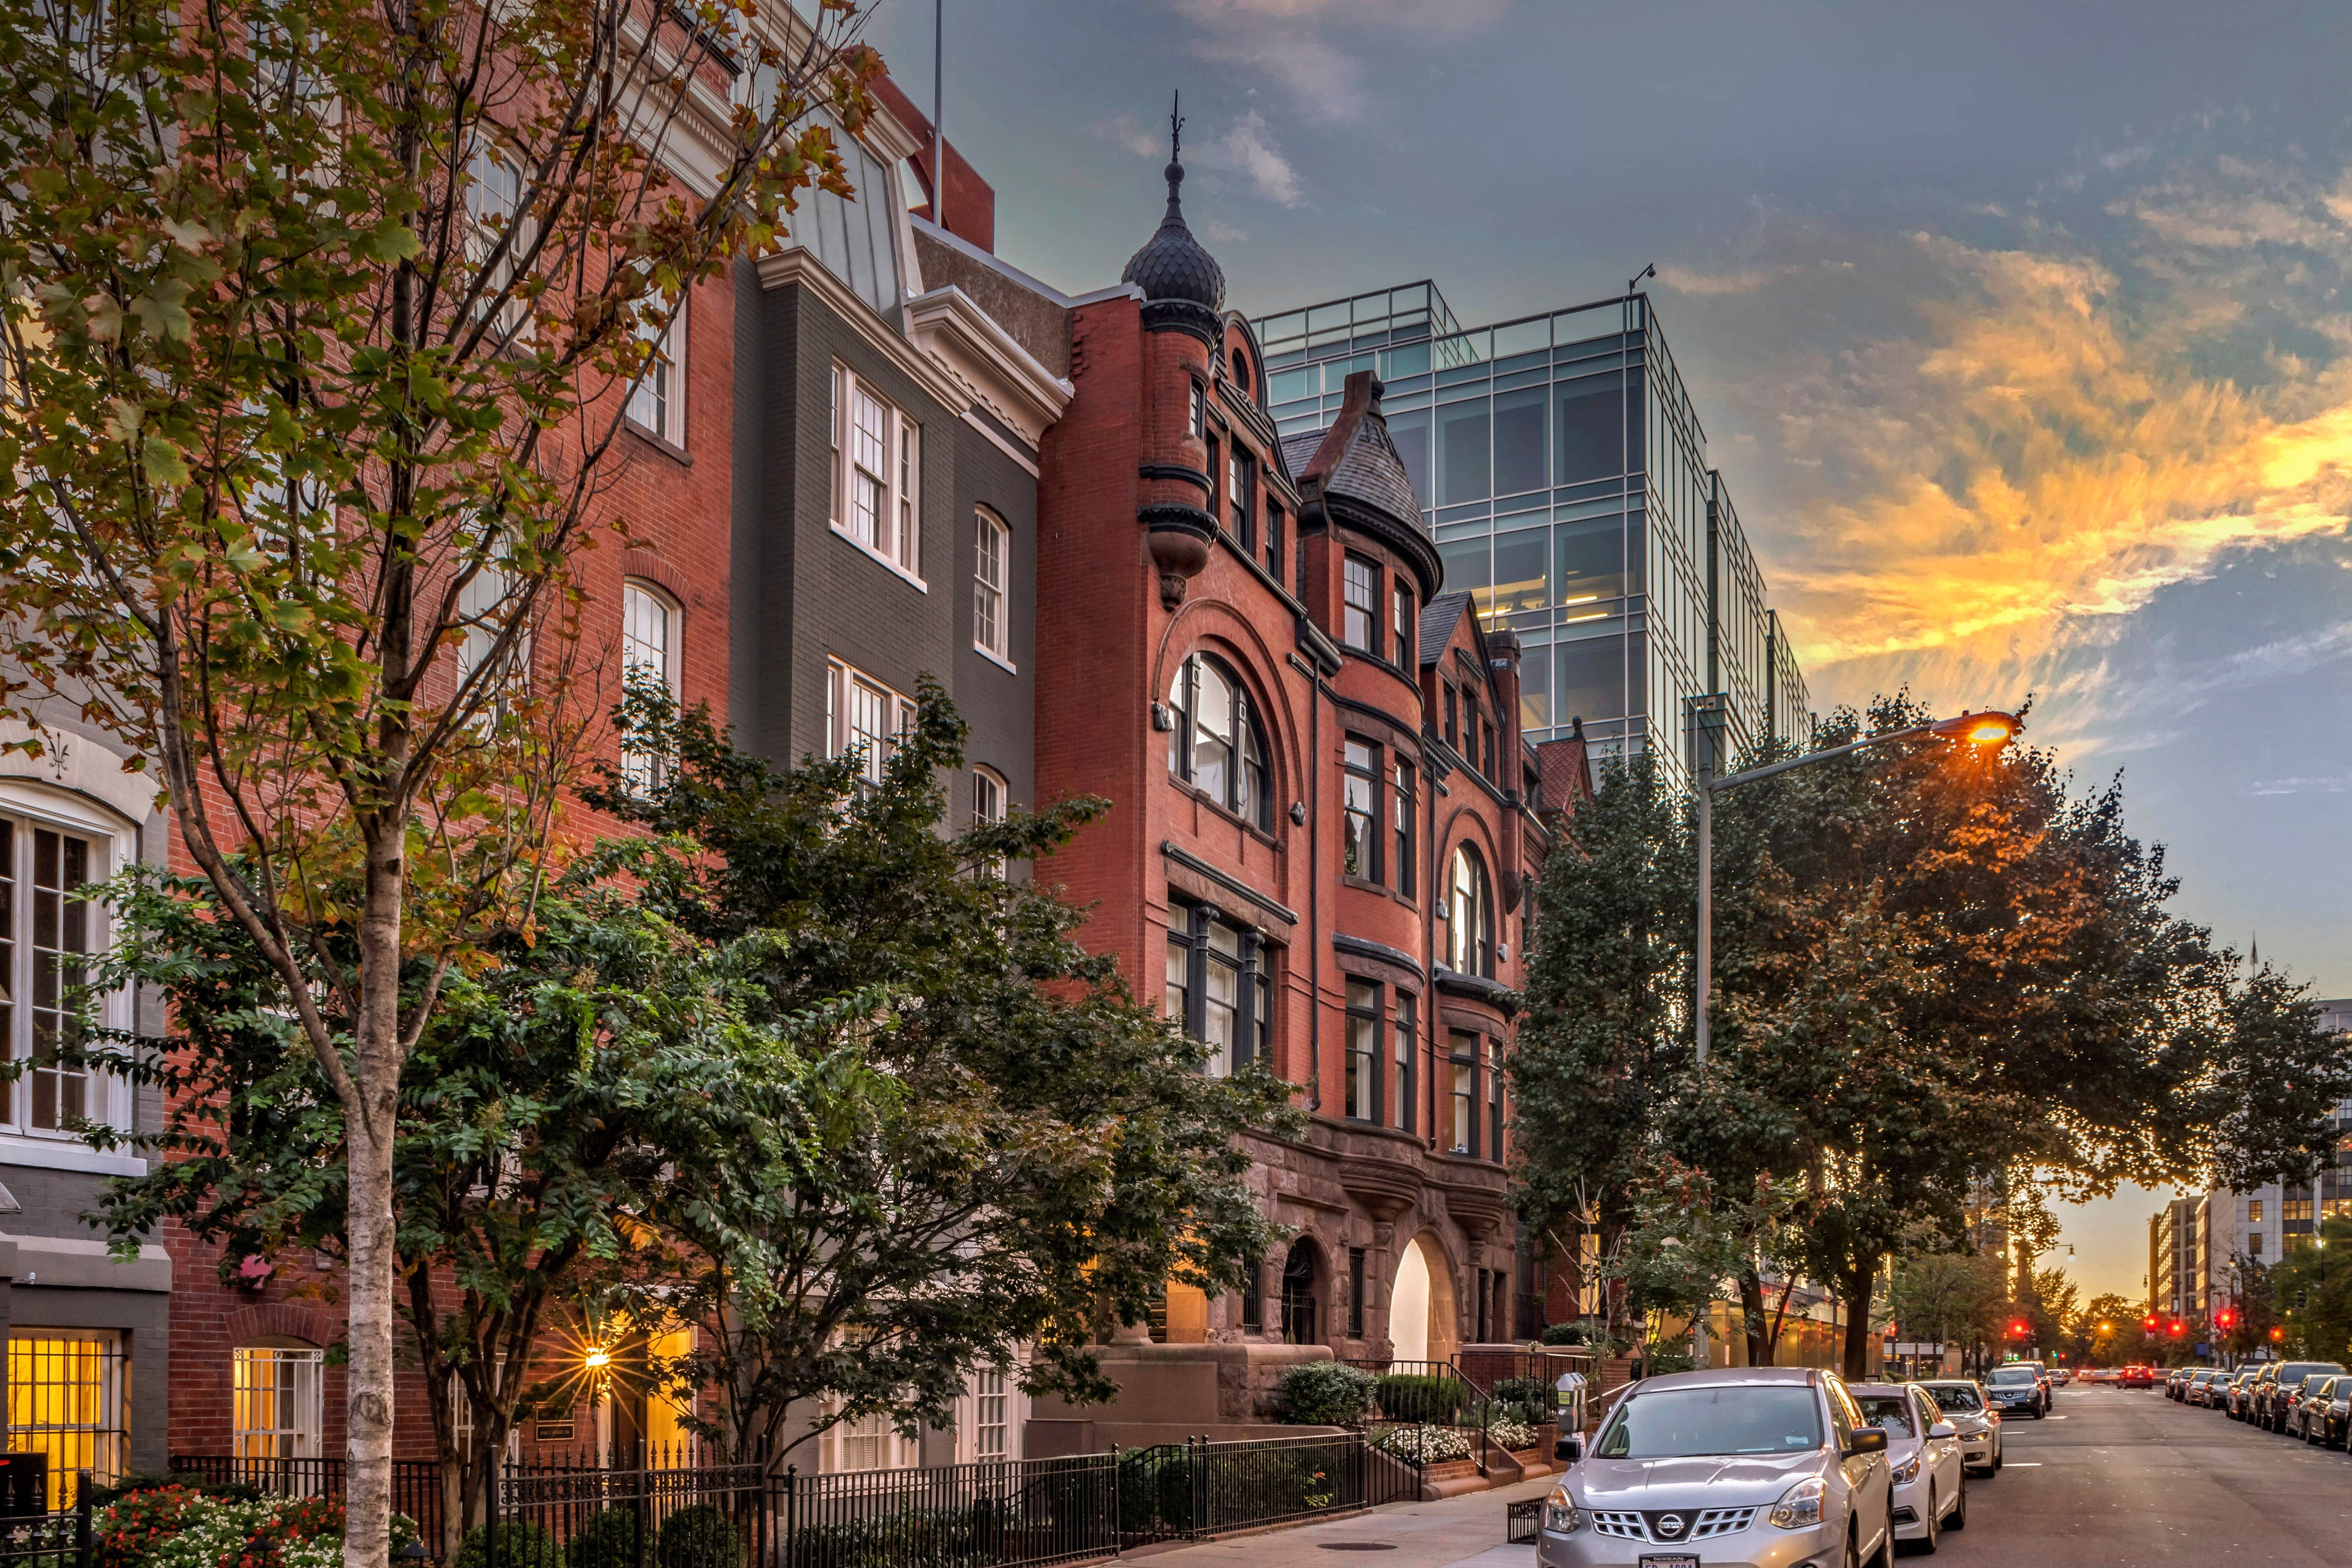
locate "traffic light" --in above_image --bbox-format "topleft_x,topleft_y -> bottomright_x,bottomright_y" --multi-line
2010,1319 -> 2029,1338
2144,1315 -> 2158,1330
2217,1309 -> 2235,1329
2170,1320 -> 2185,1336
2273,1326 -> 2287,1342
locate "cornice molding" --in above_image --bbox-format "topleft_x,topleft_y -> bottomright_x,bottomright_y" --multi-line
904,285 -> 1073,449
756,248 -> 969,413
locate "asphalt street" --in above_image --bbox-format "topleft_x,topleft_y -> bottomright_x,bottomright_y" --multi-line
1885,1379 -> 2352,1565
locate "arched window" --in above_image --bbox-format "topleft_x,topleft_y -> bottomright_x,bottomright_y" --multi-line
1167,653 -> 1270,829
1230,346 -> 1251,395
1448,845 -> 1495,977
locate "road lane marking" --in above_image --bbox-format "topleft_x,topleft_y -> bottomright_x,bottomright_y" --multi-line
2003,1462 -> 2044,1466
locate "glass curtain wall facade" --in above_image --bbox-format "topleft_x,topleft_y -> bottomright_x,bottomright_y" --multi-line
1255,282 -> 1808,784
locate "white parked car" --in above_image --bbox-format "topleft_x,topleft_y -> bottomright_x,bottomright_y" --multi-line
1537,1366 -> 1896,1568
1917,1378 -> 2004,1476
1850,1381 -> 1968,1552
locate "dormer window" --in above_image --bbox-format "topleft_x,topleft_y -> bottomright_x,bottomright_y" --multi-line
1231,346 -> 1250,394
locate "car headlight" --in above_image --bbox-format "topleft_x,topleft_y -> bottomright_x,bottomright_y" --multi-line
1542,1483 -> 1582,1534
1769,1475 -> 1826,1530
1890,1452 -> 1921,1485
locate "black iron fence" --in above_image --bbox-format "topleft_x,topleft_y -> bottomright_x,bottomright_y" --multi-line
0,1469 -> 91,1568
1341,1358 -> 1494,1473
164,1429 -> 1419,1568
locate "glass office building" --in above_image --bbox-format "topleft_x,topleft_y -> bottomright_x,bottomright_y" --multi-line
1254,281 -> 1808,784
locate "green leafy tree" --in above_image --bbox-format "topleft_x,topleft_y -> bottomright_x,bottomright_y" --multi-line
1518,694 -> 2352,1378
587,681 -> 1297,1471
63,868 -> 855,1555
2025,1267 -> 2079,1362
1889,1252 -> 2008,1373
0,5 -> 880,1563
2269,1217 -> 2352,1362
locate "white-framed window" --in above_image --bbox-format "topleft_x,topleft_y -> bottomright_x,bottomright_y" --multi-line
0,807 -> 133,1139
10,1330 -> 125,1503
956,1364 -> 1027,1463
972,766 -> 1007,878
826,660 -> 914,789
625,296 -> 687,447
464,143 -> 532,337
234,1346 -> 324,1460
619,580 -> 681,790
828,363 -> 923,581
824,1407 -> 917,1474
454,548 -> 524,704
973,507 -> 1010,664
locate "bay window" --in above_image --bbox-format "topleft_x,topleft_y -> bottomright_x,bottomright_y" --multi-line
1394,991 -> 1416,1134
1393,760 -> 1416,899
1448,1030 -> 1478,1156
1344,979 -> 1379,1122
828,363 -> 923,580
1166,903 -> 1269,1076
1342,554 -> 1379,655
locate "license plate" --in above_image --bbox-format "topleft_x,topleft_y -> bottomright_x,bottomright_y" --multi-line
1639,1557 -> 1700,1568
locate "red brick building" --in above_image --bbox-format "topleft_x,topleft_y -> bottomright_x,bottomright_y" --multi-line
1023,146 -> 1559,1385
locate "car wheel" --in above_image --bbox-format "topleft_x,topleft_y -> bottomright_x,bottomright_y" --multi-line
1947,1470 -> 1967,1532
1918,1483 -> 1940,1554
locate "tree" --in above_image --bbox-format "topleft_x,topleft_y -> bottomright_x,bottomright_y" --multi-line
65,866 -> 850,1556
1516,693 -> 2352,1378
0,6 -> 878,1564
1512,754 -> 1688,1353
590,681 -> 1298,1471
2269,1217 -> 2352,1362
2026,1266 -> 2079,1361
1889,1252 -> 2008,1373
2075,1292 -> 2142,1366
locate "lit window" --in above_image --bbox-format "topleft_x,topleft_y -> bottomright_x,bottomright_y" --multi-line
9,1332 -> 123,1504
233,1346 -> 324,1460
826,659 -> 914,790
828,365 -> 922,579
973,508 -> 1010,662
1342,555 -> 1379,654
1342,740 -> 1379,881
1165,653 -> 1269,830
1447,845 -> 1495,977
2250,1200 -> 2264,1223
625,298 -> 687,447
620,581 -> 680,790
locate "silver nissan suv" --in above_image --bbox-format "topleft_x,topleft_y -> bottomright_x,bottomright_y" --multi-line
1537,1366 -> 1896,1568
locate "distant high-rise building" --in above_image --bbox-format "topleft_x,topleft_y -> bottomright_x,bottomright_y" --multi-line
1251,282 -> 1810,785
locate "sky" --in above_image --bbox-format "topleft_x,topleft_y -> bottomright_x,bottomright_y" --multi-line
856,0 -> 2352,1303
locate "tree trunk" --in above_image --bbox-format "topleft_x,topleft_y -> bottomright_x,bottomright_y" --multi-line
1738,1267 -> 1770,1366
1839,1262 -> 1879,1380
344,837 -> 407,1568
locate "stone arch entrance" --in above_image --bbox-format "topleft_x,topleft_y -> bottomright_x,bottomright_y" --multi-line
1387,1230 -> 1461,1365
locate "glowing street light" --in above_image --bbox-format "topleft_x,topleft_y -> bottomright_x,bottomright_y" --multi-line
584,1346 -> 612,1370
1695,710 -> 2022,1065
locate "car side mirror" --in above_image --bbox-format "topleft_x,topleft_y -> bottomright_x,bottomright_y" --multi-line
1928,1422 -> 1957,1440
1555,1435 -> 1583,1463
1847,1428 -> 1889,1456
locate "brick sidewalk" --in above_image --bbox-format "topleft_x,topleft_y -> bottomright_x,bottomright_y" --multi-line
1127,1475 -> 1555,1567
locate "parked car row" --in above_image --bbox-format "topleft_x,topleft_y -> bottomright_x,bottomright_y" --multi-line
1536,1365 -> 2016,1566
2165,1359 -> 2352,1446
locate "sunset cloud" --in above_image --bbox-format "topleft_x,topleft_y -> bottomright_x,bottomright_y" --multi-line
1685,158 -> 2352,720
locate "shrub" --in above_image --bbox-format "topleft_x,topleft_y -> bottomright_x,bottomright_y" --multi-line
1539,1322 -> 1605,1348
1275,1361 -> 1378,1426
1373,1373 -> 1461,1425
565,1510 -> 642,1568
1372,1425 -> 1471,1464
1493,1375 -> 1554,1411
656,1505 -> 741,1568
456,1522 -> 563,1568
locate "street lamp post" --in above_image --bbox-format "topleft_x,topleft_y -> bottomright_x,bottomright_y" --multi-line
1695,711 -> 2022,1067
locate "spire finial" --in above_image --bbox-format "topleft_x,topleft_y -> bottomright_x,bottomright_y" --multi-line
1171,89 -> 1183,165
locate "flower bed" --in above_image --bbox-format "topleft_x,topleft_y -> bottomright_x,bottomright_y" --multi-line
97,1485 -> 416,1568
1373,1425 -> 1472,1464
1486,1419 -> 1538,1452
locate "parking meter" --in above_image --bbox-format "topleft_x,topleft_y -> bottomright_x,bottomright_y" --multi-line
1553,1372 -> 1588,1462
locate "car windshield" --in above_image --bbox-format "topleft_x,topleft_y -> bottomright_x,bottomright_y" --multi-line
1855,1395 -> 1915,1436
1987,1367 -> 2037,1386
1595,1386 -> 1823,1458
1927,1386 -> 1983,1413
